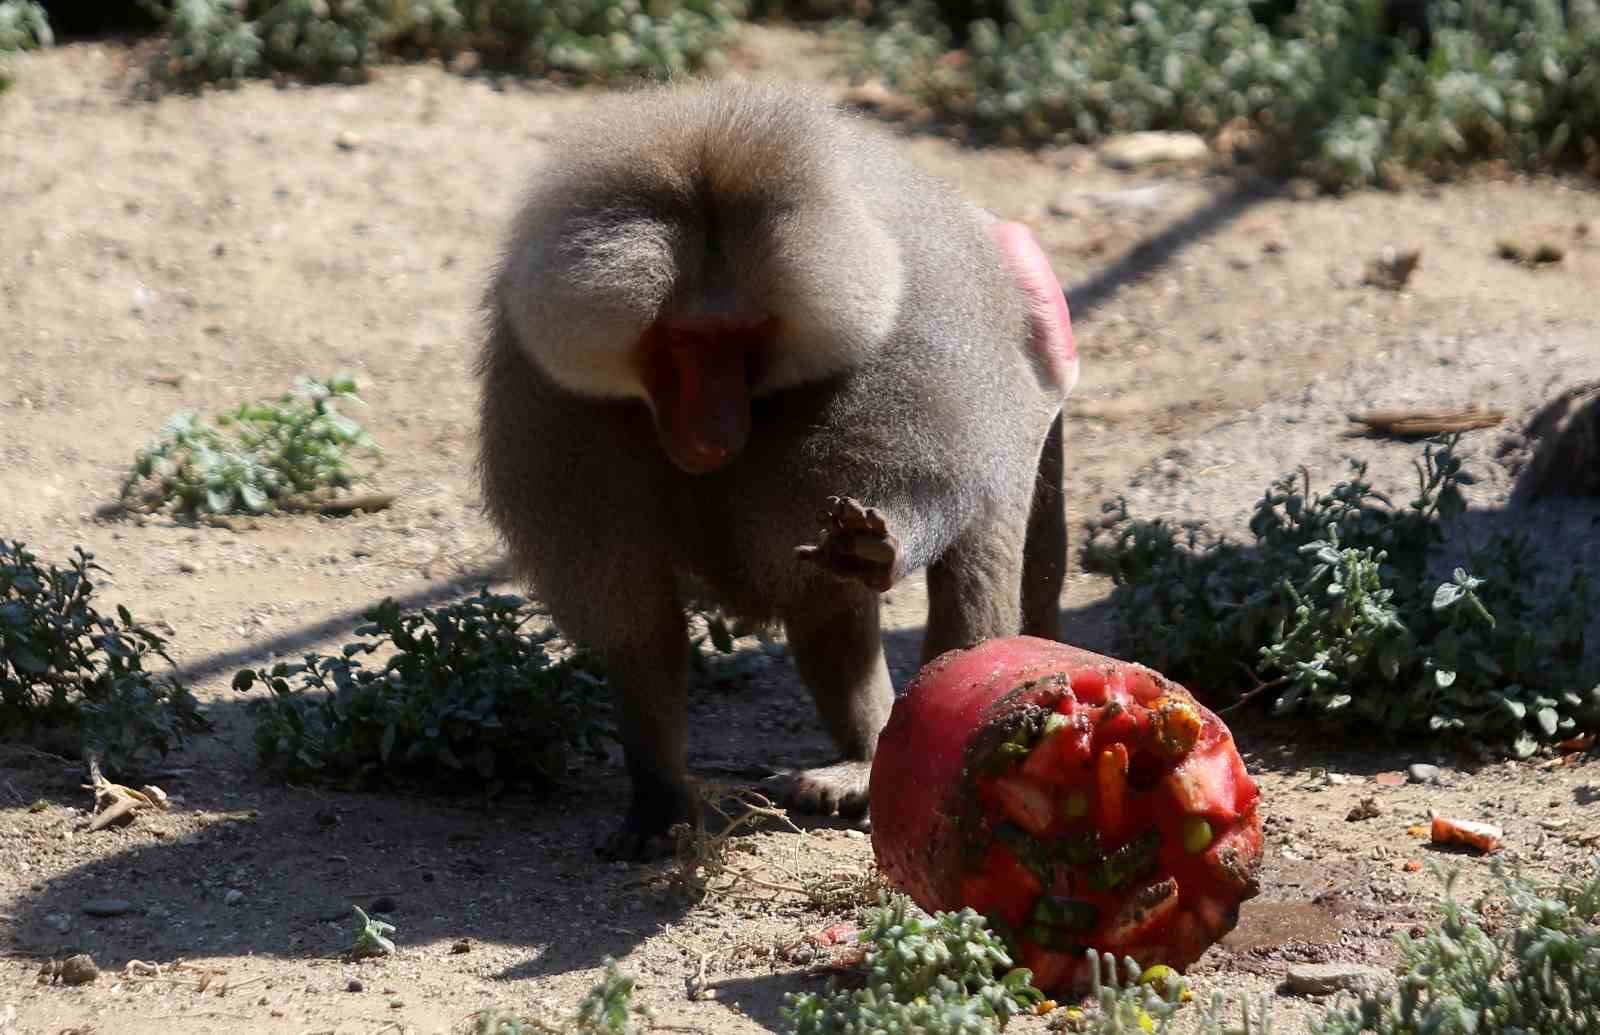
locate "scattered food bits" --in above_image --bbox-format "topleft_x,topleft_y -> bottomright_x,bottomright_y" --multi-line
1406,824 -> 1430,838
1402,859 -> 1423,872
808,923 -> 858,947
1430,817 -> 1503,854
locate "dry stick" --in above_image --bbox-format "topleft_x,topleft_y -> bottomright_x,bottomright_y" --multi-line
1217,665 -> 1289,716
660,928 -> 716,1001
1347,407 -> 1506,438
283,493 -> 396,516
102,492 -> 395,521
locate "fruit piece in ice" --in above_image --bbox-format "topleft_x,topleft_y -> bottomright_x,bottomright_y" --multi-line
868,636 -> 1264,991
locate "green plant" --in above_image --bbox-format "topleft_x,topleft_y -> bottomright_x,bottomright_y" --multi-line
121,374 -> 380,517
571,958 -> 651,1035
141,0 -> 741,91
783,895 -> 1044,1034
233,589 -> 610,787
782,861 -> 1599,1034
0,0 -> 50,51
0,0 -> 50,91
472,958 -> 648,1034
1082,437 -> 1599,754
349,905 -> 397,958
840,0 -> 1600,188
1,541 -> 206,777
1311,858 -> 1600,1034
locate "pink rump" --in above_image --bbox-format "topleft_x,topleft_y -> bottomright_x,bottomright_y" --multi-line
987,221 -> 1078,396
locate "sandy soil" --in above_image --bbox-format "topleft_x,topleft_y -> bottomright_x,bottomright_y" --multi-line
2,24 -> 1598,1035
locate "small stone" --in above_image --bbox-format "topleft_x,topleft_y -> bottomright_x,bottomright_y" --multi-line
1374,771 -> 1407,787
390,998 -> 403,1009
178,561 -> 200,574
1098,131 -> 1210,170
46,913 -> 72,933
347,978 -> 364,993
224,889 -> 244,906
82,898 -> 133,918
335,131 -> 363,152
450,939 -> 472,954
59,955 -> 99,986
1407,763 -> 1441,785
1287,963 -> 1391,999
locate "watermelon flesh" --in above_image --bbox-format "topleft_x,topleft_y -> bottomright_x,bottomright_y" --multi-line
868,637 -> 1263,991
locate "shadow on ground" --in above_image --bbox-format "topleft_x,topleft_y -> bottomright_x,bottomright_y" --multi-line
16,483 -> 1591,985
3,590 -> 1121,983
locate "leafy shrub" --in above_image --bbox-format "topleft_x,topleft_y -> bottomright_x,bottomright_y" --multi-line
783,895 -> 1044,1034
0,0 -> 50,91
777,862 -> 1600,1034
1312,858 -> 1600,1035
1,541 -> 206,776
349,905 -> 397,958
120,374 -> 380,517
841,0 -> 1600,188
141,0 -> 741,91
233,589 -> 610,787
0,0 -> 49,51
1082,437 -> 1599,754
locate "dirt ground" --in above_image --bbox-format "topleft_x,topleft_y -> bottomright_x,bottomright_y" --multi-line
3,23 -> 1599,1035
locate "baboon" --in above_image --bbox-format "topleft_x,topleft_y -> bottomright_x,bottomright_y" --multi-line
477,80 -> 1077,858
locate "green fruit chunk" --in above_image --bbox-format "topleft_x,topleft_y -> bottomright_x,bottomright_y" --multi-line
1087,829 -> 1161,891
1181,816 -> 1214,854
1030,895 -> 1100,931
1024,922 -> 1082,952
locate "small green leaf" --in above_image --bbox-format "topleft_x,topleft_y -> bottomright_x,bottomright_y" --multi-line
1535,707 -> 1559,738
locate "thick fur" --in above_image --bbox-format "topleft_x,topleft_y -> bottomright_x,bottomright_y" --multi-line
478,79 -> 1068,857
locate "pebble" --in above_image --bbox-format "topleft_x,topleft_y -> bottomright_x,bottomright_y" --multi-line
46,913 -> 72,933
335,131 -> 363,151
347,978 -> 364,993
81,898 -> 133,918
58,955 -> 100,986
178,561 -> 200,574
1408,763 -> 1442,785
224,889 -> 244,906
1286,962 -> 1392,999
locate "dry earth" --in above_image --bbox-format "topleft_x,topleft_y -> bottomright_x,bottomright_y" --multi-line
2,23 -> 1599,1035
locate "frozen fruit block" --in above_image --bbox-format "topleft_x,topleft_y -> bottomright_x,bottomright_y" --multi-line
868,637 -> 1263,991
